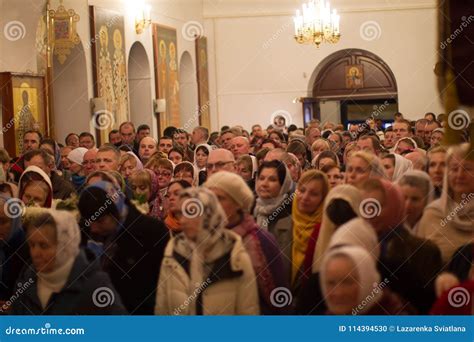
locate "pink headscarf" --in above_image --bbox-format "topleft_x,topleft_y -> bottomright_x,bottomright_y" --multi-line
377,178 -> 406,231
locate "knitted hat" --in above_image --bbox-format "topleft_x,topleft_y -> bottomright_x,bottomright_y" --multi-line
67,147 -> 88,166
204,171 -> 254,212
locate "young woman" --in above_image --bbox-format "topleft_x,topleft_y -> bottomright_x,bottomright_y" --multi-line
155,187 -> 259,315
381,153 -> 413,181
193,144 -> 212,171
345,151 -> 386,188
163,180 -> 192,233
173,162 -> 198,186
19,166 -> 53,208
313,150 -> 339,170
310,138 -> 331,160
119,152 -> 143,180
168,146 -> 186,165
320,164 -> 343,189
12,208 -> 126,314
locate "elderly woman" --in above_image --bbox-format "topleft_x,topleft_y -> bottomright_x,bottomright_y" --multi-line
19,166 -> 53,208
11,208 -> 126,314
155,187 -> 259,315
204,171 -> 289,314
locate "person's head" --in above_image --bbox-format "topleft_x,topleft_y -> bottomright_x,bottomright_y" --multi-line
251,124 -> 264,138
414,119 -> 428,142
328,132 -> 343,152
119,153 -> 142,179
173,129 -> 189,148
269,131 -> 285,146
67,147 -> 88,175
108,129 -> 122,146
381,154 -> 396,181
194,144 -> 211,170
383,127 -> 396,149
314,150 -> 339,170
235,155 -> 254,182
176,187 -> 227,242
158,136 -> 174,154
256,160 -> 291,200
260,138 -> 280,150
286,140 -> 308,168
23,131 -> 42,153
424,112 -> 436,122
96,145 -> 120,171
311,138 -> 331,159
163,126 -> 178,139
283,152 -> 302,182
204,171 -> 254,225
173,162 -> 197,186
398,171 -> 434,228
296,170 -> 329,215
136,124 -> 151,143
39,138 -> 56,157
394,137 -> 417,155
82,149 -> 98,176
129,170 -> 152,202
138,136 -> 157,164
321,246 -> 382,315
356,135 -> 383,156
321,164 -> 343,189
168,146 -> 186,165
305,127 -> 321,146
19,166 -> 53,208
191,126 -> 209,145
79,132 -> 95,149
405,150 -> 427,171
119,122 -> 136,146
60,146 -> 73,170
65,133 -> 79,148
78,181 -> 126,237
230,136 -> 250,158
430,128 -> 444,147
392,120 -> 412,141
345,152 -> 385,188
393,112 -> 404,122
359,178 -> 405,236
220,130 -> 236,150
23,149 -> 52,176
424,120 -> 440,146
147,157 -> 174,189
446,143 -> 474,201
207,148 -> 236,177
427,146 -> 447,188
165,180 -> 192,214
264,148 -> 286,162
23,208 -> 80,274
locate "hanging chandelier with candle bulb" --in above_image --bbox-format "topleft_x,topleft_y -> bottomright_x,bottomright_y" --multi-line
293,0 -> 341,47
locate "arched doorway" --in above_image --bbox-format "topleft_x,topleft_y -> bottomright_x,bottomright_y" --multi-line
52,41 -> 90,144
305,49 -> 398,127
128,42 -> 153,132
178,51 -> 198,130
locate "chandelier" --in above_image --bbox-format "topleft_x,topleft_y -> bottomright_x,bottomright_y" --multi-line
293,0 -> 341,47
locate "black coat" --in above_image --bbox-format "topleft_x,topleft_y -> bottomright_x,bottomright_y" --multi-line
10,250 -> 127,315
88,203 -> 170,315
50,171 -> 76,200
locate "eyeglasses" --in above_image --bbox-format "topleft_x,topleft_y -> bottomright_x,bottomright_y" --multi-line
206,161 -> 233,170
156,171 -> 172,177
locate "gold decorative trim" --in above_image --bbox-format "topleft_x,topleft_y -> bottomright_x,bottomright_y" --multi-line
49,1 -> 80,64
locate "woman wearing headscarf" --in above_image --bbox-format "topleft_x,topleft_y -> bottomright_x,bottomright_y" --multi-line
11,208 -> 126,314
360,178 -> 442,313
18,166 -> 53,208
173,161 -> 199,187
398,170 -> 435,233
155,187 -> 259,315
320,246 -> 415,315
418,143 -> 474,264
381,153 -> 413,182
0,196 -> 30,303
204,171 -> 289,314
67,147 -> 88,192
253,160 -> 294,275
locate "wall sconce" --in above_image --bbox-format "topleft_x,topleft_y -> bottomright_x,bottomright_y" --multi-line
135,5 -> 151,34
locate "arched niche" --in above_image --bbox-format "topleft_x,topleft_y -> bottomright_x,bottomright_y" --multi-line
178,51 -> 198,130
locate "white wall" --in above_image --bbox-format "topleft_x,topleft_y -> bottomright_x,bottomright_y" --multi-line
204,0 -> 443,131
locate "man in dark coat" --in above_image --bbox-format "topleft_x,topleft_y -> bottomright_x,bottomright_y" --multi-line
78,181 -> 169,314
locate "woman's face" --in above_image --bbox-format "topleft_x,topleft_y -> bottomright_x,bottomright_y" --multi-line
236,163 -> 252,181
130,180 -> 151,202
168,151 -> 183,165
69,161 -> 82,175
28,225 -> 57,274
22,181 -> 48,207
176,197 -> 202,241
428,152 -> 446,187
326,167 -> 343,188
210,187 -> 240,223
167,183 -> 184,212
345,157 -> 371,188
312,142 -> 329,159
120,160 -> 135,179
269,133 -> 282,144
156,167 -> 173,189
381,157 -> 395,181
400,184 -> 426,226
430,132 -> 443,147
256,167 -> 282,199
324,255 -> 360,315
318,157 -> 335,170
174,170 -> 194,186
448,154 -> 474,197
296,179 -> 324,215
195,149 -> 208,169
395,141 -> 414,155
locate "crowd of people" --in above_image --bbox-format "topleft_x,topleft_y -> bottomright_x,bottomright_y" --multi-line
0,112 -> 472,315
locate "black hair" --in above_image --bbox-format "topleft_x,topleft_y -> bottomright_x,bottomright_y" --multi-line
258,160 -> 287,186
326,198 -> 357,226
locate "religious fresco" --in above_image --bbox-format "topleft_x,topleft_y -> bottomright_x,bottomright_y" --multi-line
196,36 -> 210,129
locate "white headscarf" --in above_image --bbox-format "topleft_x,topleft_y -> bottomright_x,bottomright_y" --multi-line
193,144 -> 212,171
391,154 -> 414,182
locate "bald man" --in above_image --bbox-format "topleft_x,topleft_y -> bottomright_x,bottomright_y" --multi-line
82,148 -> 98,176
207,148 -> 236,177
139,136 -> 158,164
230,136 -> 250,158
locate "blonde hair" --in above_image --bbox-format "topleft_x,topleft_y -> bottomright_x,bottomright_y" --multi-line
297,169 -> 329,199
350,151 -> 386,179
129,170 -> 151,188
